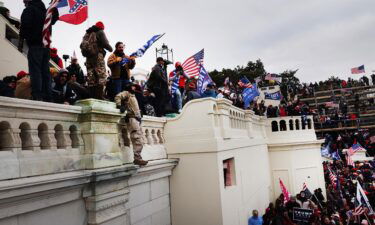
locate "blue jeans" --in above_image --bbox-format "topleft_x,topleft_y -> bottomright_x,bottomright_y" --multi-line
172,89 -> 182,111
28,46 -> 51,101
113,78 -> 131,96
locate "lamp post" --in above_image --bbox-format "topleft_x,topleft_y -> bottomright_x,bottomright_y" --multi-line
156,43 -> 174,64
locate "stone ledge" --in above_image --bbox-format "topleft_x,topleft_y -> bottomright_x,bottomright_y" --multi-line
0,96 -> 82,115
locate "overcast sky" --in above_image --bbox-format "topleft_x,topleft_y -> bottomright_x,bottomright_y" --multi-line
3,0 -> 375,83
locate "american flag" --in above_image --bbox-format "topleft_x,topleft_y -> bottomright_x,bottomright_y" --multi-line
238,77 -> 252,88
351,65 -> 365,74
353,204 -> 365,216
182,49 -> 204,78
348,144 -> 366,156
265,73 -> 282,83
328,168 -> 337,188
43,0 -> 61,48
346,154 -> 354,167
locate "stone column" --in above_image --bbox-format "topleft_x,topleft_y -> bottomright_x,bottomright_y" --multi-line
75,99 -> 123,169
83,166 -> 136,225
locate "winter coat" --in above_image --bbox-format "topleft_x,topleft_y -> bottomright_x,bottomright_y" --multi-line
147,64 -> 168,94
201,89 -> 217,98
84,25 -> 113,56
20,0 -> 58,47
15,76 -> 31,99
107,52 -> 131,80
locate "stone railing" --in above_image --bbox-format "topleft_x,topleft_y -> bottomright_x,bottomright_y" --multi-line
164,98 -> 267,154
0,97 -> 83,180
265,116 -> 318,144
0,97 -> 167,180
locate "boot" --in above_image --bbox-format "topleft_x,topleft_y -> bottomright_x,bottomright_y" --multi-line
95,84 -> 105,100
88,85 -> 96,99
133,158 -> 148,166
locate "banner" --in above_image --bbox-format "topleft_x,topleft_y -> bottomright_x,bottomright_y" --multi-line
264,91 -> 282,100
243,83 -> 259,108
293,208 -> 313,222
197,66 -> 213,95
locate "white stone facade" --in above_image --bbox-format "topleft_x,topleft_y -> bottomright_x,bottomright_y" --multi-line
164,98 -> 325,225
0,95 -> 328,225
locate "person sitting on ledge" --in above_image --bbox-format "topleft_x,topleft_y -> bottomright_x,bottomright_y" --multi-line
115,83 -> 148,166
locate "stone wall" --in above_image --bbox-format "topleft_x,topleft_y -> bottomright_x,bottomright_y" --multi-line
0,97 -> 176,225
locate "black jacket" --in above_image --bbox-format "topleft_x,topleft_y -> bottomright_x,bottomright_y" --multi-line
20,0 -> 58,47
147,64 -> 168,93
66,64 -> 85,85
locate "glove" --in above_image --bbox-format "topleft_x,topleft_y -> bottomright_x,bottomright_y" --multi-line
119,105 -> 126,113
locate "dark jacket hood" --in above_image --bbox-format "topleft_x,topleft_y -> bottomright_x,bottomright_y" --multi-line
86,25 -> 100,33
29,0 -> 46,11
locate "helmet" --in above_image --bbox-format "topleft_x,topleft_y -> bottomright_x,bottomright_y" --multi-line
175,62 -> 182,68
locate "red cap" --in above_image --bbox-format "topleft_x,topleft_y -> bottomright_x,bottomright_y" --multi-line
175,62 -> 182,68
17,71 -> 28,79
188,82 -> 196,89
51,48 -> 57,53
96,21 -> 105,30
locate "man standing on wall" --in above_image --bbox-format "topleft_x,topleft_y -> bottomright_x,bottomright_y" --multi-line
81,21 -> 113,99
107,42 -> 136,97
115,83 -> 148,166
147,57 -> 168,117
19,0 -> 58,101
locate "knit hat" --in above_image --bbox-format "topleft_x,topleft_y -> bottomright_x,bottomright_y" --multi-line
59,68 -> 69,75
17,71 -> 28,79
95,21 -> 105,30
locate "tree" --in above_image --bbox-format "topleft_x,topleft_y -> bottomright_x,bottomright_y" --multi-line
209,59 -> 266,86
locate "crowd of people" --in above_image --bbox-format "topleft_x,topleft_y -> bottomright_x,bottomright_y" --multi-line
249,159 -> 375,225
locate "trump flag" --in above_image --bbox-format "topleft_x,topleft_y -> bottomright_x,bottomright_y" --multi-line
57,0 -> 88,25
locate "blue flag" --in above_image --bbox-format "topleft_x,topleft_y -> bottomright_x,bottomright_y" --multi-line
321,142 -> 331,157
197,66 -> 213,95
243,83 -> 259,108
120,34 -> 165,66
332,150 -> 341,161
264,91 -> 282,100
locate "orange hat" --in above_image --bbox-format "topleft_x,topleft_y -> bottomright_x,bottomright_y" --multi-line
17,71 -> 28,79
95,21 -> 105,30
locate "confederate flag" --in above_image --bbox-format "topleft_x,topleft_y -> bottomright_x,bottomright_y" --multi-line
56,0 -> 88,25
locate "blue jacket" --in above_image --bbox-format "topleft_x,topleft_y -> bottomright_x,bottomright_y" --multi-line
248,216 -> 263,225
201,89 -> 217,98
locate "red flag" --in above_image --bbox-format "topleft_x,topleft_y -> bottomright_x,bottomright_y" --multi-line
279,178 -> 290,203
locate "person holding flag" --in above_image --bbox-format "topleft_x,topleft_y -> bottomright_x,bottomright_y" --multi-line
169,62 -> 190,113
107,42 -> 136,97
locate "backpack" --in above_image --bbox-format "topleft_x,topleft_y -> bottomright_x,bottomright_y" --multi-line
80,32 -> 98,57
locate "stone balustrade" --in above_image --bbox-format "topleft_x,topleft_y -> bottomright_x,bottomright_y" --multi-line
266,115 -> 318,144
0,97 -> 168,181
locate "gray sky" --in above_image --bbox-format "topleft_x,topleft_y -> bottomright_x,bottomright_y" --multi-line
3,0 -> 375,83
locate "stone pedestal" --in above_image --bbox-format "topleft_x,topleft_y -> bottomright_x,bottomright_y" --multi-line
76,99 -> 123,169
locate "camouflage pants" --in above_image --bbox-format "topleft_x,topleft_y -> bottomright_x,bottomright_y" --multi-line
127,118 -> 143,160
86,52 -> 107,87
